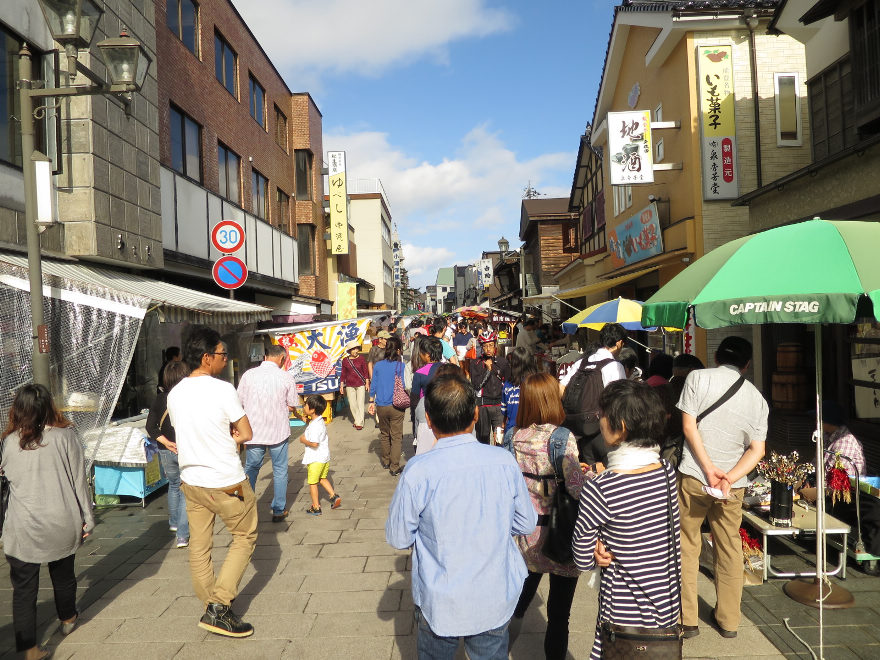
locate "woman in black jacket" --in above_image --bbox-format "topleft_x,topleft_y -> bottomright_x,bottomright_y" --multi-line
145,360 -> 191,547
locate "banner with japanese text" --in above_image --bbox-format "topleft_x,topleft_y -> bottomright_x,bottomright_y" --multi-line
272,318 -> 371,395
328,151 -> 349,254
480,259 -> 493,288
336,281 -> 357,321
607,110 -> 654,185
607,202 -> 664,269
698,45 -> 738,199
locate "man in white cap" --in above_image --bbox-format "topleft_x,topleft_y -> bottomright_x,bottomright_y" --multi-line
340,339 -> 369,430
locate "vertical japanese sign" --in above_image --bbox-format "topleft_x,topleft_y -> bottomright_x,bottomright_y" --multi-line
336,281 -> 357,321
480,259 -> 493,288
698,45 -> 738,199
607,110 -> 654,185
328,151 -> 349,254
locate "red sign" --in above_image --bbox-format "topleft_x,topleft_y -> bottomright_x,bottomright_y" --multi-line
722,138 -> 734,183
212,255 -> 248,290
211,220 -> 245,253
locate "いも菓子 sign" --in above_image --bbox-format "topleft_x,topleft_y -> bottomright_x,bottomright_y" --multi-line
698,45 -> 738,199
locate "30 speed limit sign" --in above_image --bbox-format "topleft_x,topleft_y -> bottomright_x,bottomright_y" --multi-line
211,220 -> 245,253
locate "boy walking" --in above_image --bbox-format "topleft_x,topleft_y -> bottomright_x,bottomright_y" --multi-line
300,395 -> 341,515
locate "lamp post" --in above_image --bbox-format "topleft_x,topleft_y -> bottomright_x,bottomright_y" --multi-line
23,0 -> 152,387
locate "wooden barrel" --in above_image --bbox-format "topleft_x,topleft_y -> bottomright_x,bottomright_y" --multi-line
772,371 -> 810,410
776,343 -> 804,372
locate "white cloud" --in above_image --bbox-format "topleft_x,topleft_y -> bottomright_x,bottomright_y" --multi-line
231,0 -> 514,78
325,126 -> 575,289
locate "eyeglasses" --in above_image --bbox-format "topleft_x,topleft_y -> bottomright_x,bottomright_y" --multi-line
210,352 -> 229,360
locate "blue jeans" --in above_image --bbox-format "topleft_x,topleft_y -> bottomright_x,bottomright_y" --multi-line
244,440 -> 289,514
415,607 -> 509,660
158,449 -> 188,540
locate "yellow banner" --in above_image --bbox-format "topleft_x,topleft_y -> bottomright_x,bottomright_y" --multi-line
328,151 -> 349,255
337,281 -> 357,320
699,45 -> 735,137
145,455 -> 162,486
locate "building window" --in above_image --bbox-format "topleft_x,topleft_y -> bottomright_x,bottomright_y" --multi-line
612,185 -> 631,217
294,149 -> 312,200
276,188 -> 290,232
654,103 -> 663,123
167,0 -> 199,56
808,57 -> 857,161
170,105 -> 201,181
297,224 -> 315,275
217,142 -> 240,204
249,74 -> 265,128
655,137 -> 664,162
381,221 -> 391,244
1,28 -> 45,167
851,0 -> 880,128
214,32 -> 236,97
274,105 -> 287,151
562,220 -> 578,254
774,73 -> 802,146
251,169 -> 268,219
384,264 -> 393,287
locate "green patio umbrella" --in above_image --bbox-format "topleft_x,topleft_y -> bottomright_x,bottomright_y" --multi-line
642,219 -> 880,651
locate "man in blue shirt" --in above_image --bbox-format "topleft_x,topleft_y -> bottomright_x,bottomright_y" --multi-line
386,373 -> 536,659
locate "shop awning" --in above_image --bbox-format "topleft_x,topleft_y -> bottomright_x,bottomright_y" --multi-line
523,266 -> 661,304
0,252 -> 272,324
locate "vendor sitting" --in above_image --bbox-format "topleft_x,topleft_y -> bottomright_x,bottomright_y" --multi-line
823,401 -> 866,478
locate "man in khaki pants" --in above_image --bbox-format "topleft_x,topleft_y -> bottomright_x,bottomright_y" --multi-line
676,336 -> 767,639
168,325 -> 257,638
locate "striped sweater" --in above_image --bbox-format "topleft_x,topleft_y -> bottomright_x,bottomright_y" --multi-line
572,461 -> 681,659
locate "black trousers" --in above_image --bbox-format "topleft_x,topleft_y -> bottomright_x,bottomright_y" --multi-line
514,570 -> 579,660
7,553 -> 78,651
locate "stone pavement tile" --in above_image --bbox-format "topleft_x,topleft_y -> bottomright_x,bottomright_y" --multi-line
239,572 -> 305,594
281,556 -> 367,575
234,592 -> 311,615
301,529 -> 342,545
364,555 -> 408,573
339,528 -> 392,543
350,507 -> 393,520
289,517 -> 358,531
86,594 -> 172,619
283,635 -> 393,659
52,617 -> 122,644
63,642 -> 185,658
176,640 -> 289,658
756,624 -> 812,656
299,572 -> 391,593
253,527 -> 307,545
854,645 -> 880,659
319,541 -> 407,558
782,624 -> 878,648
251,543 -> 322,560
310,610 -> 413,637
799,606 -> 880,625
102,615 -> 208,643
124,560 -> 190,581
356,518 -> 389,531
509,631 -> 596,658
305,590 -> 401,613
389,633 -> 417,659
683,625 -> 782,657
158,595 -> 205,619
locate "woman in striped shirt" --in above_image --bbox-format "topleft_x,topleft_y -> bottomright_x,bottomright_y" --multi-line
572,379 -> 681,659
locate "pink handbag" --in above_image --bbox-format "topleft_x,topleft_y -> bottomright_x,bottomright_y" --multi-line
392,363 -> 410,410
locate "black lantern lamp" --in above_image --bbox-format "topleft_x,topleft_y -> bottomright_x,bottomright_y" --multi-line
97,28 -> 152,92
498,236 -> 510,254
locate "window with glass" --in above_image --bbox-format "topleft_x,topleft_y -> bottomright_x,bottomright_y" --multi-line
1,28 -> 45,167
217,142 -> 240,204
214,32 -> 236,97
775,73 -> 802,145
298,224 -> 315,275
167,0 -> 199,56
249,74 -> 265,128
274,105 -> 288,151
276,188 -> 290,231
384,264 -> 393,287
170,106 -> 201,181
381,221 -> 391,244
251,169 -> 268,219
294,149 -> 312,200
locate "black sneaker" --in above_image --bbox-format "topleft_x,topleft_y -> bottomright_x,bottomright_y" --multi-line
198,603 -> 254,637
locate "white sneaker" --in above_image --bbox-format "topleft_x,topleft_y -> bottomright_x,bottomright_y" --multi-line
169,526 -> 178,532
176,538 -> 189,548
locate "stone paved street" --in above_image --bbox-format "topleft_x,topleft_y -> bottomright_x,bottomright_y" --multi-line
0,414 -> 835,659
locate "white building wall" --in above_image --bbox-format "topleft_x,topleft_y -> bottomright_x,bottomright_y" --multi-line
349,196 -> 394,306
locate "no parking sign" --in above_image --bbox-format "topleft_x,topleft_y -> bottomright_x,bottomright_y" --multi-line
213,255 -> 248,290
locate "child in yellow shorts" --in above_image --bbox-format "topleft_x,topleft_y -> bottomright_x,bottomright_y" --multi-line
300,395 -> 341,515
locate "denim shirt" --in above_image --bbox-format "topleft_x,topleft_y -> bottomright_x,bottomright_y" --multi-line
386,433 -> 537,636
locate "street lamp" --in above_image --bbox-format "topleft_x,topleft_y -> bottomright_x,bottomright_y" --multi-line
22,0 -> 151,387
498,236 -> 509,254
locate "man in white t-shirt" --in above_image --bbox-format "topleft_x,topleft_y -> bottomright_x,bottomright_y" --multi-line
168,326 -> 256,639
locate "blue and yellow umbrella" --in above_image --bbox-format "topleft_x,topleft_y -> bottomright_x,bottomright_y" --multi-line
561,297 -> 657,334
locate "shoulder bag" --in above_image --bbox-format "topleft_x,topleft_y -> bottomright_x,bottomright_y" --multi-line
392,362 -> 411,410
599,461 -> 682,659
661,374 -> 746,469
0,438 -> 10,536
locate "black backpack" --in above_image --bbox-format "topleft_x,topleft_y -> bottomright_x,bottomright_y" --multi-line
561,357 -> 615,465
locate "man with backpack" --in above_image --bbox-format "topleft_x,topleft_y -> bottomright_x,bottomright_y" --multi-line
558,323 -> 628,468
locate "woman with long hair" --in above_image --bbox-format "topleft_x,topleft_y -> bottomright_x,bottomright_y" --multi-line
501,346 -> 539,433
1,384 -> 95,660
506,372 -> 590,659
146,360 -> 192,548
368,335 -> 407,476
572,380 -> 681,659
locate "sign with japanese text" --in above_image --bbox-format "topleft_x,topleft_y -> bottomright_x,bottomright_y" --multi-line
328,151 -> 349,254
698,45 -> 738,199
336,281 -> 357,321
272,318 -> 371,395
479,259 -> 493,288
607,110 -> 653,185
607,202 -> 664,269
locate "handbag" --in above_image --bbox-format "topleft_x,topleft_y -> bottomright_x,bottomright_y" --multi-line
599,462 -> 682,658
540,427 -> 579,564
660,375 -> 746,469
392,363 -> 411,410
0,438 -> 10,536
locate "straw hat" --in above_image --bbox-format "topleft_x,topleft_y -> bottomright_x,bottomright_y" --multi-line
377,330 -> 392,339
344,339 -> 363,353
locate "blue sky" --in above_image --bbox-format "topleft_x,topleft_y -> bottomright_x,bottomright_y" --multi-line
233,0 -> 614,289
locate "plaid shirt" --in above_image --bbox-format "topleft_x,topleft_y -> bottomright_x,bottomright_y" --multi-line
825,426 -> 866,478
